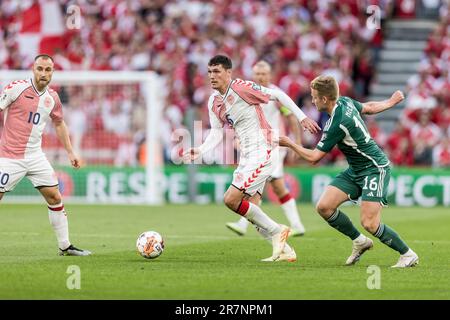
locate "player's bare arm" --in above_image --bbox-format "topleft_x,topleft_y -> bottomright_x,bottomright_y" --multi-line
53,120 -> 81,168
286,114 -> 302,145
269,89 -> 321,134
183,125 -> 223,163
361,90 -> 405,115
278,135 -> 327,164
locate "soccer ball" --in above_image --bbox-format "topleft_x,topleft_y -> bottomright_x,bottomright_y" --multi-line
136,231 -> 164,259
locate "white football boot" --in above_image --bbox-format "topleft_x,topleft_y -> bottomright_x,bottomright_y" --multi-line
391,249 -> 419,268
271,225 -> 291,260
59,244 -> 92,256
225,222 -> 247,236
290,224 -> 306,237
345,236 -> 373,265
261,245 -> 297,262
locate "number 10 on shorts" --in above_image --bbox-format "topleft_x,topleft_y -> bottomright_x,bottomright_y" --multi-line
0,172 -> 10,186
363,176 -> 378,191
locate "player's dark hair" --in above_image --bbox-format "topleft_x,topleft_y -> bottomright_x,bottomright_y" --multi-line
34,54 -> 54,62
208,55 -> 232,70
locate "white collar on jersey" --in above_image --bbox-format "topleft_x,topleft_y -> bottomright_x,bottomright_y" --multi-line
218,80 -> 233,99
330,103 -> 338,116
30,78 -> 47,96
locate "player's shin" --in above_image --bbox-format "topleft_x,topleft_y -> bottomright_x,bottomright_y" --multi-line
373,223 -> 409,254
48,203 -> 70,250
326,209 -> 361,240
279,193 -> 304,229
237,200 -> 281,235
255,225 -> 294,252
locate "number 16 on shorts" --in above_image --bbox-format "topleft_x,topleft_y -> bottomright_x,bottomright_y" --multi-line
363,176 -> 378,191
362,168 -> 390,205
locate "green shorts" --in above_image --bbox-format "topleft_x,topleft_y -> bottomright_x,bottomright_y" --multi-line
330,166 -> 391,205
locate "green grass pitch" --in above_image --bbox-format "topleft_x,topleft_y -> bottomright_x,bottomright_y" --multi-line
0,203 -> 449,299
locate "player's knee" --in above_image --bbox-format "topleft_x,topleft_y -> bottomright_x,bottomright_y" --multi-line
315,202 -> 335,218
223,192 -> 239,211
46,193 -> 62,206
272,184 -> 285,197
361,218 -> 378,234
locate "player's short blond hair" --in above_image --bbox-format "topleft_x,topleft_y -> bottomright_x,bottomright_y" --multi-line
253,60 -> 271,72
310,75 -> 339,101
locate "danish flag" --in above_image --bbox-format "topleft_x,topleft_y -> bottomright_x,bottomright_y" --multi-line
17,1 -> 66,64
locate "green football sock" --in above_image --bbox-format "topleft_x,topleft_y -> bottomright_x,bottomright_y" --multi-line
326,209 -> 361,240
373,223 -> 409,255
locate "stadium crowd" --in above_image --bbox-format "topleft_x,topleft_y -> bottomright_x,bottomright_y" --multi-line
0,0 -> 449,167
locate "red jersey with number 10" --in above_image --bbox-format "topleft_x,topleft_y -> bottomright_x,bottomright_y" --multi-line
0,79 -> 63,159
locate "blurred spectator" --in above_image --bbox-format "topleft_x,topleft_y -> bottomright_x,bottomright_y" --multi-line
366,117 -> 387,147
386,122 -> 414,166
432,135 -> 450,167
411,112 -> 443,165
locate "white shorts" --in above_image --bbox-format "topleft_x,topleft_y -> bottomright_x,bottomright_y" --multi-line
269,147 -> 287,181
232,147 -> 280,196
0,155 -> 58,193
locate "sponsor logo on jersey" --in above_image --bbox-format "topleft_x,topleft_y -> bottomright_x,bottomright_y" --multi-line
252,83 -> 261,91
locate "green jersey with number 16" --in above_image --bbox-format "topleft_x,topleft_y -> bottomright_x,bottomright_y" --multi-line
316,96 -> 390,172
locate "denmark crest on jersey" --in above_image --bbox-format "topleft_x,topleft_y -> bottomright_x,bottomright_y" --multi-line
227,95 -> 235,105
44,96 -> 52,108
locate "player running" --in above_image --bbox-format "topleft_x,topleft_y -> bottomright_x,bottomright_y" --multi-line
0,54 -> 91,256
226,60 -> 306,237
279,75 -> 418,268
184,55 -> 320,261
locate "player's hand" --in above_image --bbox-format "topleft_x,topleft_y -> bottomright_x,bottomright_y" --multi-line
390,90 -> 405,105
68,152 -> 81,169
277,135 -> 294,148
300,118 -> 321,134
182,148 -> 201,162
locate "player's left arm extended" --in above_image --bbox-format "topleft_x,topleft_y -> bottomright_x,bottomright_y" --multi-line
53,120 -> 80,168
361,90 -> 405,115
267,89 -> 321,133
279,136 -> 327,164
286,114 -> 302,144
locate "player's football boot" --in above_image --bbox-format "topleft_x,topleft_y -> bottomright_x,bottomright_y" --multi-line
345,236 -> 373,265
261,247 -> 297,262
391,249 -> 419,268
290,224 -> 306,237
59,244 -> 92,256
225,222 -> 247,236
271,225 -> 291,260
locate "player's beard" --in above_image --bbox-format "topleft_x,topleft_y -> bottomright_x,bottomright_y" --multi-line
38,78 -> 50,87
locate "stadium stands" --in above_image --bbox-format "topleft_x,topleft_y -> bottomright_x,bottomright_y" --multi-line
0,0 -> 448,166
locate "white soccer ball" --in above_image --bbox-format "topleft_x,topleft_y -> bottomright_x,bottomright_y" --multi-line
136,231 -> 164,259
